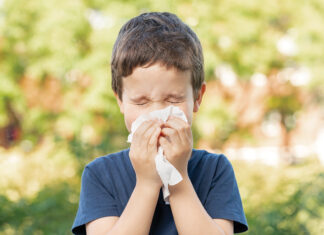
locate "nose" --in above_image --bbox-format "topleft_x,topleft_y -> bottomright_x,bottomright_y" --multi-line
149,101 -> 169,112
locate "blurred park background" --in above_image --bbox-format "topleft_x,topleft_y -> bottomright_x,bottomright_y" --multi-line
0,0 -> 324,234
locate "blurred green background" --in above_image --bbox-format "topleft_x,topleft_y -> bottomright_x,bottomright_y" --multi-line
1,0 -> 324,234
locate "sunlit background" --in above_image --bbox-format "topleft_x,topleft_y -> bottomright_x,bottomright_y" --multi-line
0,0 -> 323,234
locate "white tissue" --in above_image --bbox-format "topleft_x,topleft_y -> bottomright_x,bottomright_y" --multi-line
127,106 -> 187,204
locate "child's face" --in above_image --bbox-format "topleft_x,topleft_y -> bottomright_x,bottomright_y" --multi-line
115,63 -> 205,132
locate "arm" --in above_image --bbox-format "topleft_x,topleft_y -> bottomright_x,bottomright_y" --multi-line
86,182 -> 160,235
168,176 -> 233,235
159,116 -> 233,235
86,120 -> 163,235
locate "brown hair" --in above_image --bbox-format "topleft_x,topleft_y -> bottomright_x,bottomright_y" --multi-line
111,12 -> 204,100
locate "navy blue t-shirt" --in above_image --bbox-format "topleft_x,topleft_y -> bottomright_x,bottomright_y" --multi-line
72,149 -> 248,234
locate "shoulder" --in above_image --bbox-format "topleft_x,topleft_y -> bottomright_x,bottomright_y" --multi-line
191,149 -> 232,171
189,149 -> 234,185
83,148 -> 132,180
191,148 -> 228,160
86,148 -> 130,170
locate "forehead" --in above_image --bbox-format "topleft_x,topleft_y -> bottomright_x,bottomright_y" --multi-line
122,63 -> 192,96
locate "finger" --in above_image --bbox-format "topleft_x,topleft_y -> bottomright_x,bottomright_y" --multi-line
164,118 -> 191,142
131,121 -> 158,153
167,115 -> 188,124
159,136 -> 172,154
159,136 -> 179,163
131,122 -> 160,161
148,126 -> 161,151
133,119 -> 159,139
143,122 -> 161,140
139,122 -> 161,151
165,116 -> 188,129
161,127 -> 181,144
164,116 -> 187,131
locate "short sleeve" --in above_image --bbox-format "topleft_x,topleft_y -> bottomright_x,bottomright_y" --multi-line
72,166 -> 120,234
204,155 -> 248,233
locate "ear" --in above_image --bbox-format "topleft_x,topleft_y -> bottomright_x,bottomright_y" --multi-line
193,82 -> 206,113
114,92 -> 124,114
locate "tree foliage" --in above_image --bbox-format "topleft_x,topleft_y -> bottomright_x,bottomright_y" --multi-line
0,0 -> 323,234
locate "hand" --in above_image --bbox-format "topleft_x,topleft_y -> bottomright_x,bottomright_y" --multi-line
158,116 -> 193,177
129,120 -> 163,189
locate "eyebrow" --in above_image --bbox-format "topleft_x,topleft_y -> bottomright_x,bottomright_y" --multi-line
165,94 -> 185,99
129,96 -> 149,102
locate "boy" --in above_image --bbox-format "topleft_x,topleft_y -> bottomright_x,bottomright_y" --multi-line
72,12 -> 248,235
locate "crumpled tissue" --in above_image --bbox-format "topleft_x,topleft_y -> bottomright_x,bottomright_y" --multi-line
127,105 -> 187,204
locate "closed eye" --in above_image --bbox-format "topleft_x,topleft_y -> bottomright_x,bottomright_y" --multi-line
168,101 -> 182,104
135,102 -> 148,106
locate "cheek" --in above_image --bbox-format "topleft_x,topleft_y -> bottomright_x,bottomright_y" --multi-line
123,107 -> 144,131
124,114 -> 137,131
179,104 -> 193,125
185,112 -> 193,126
